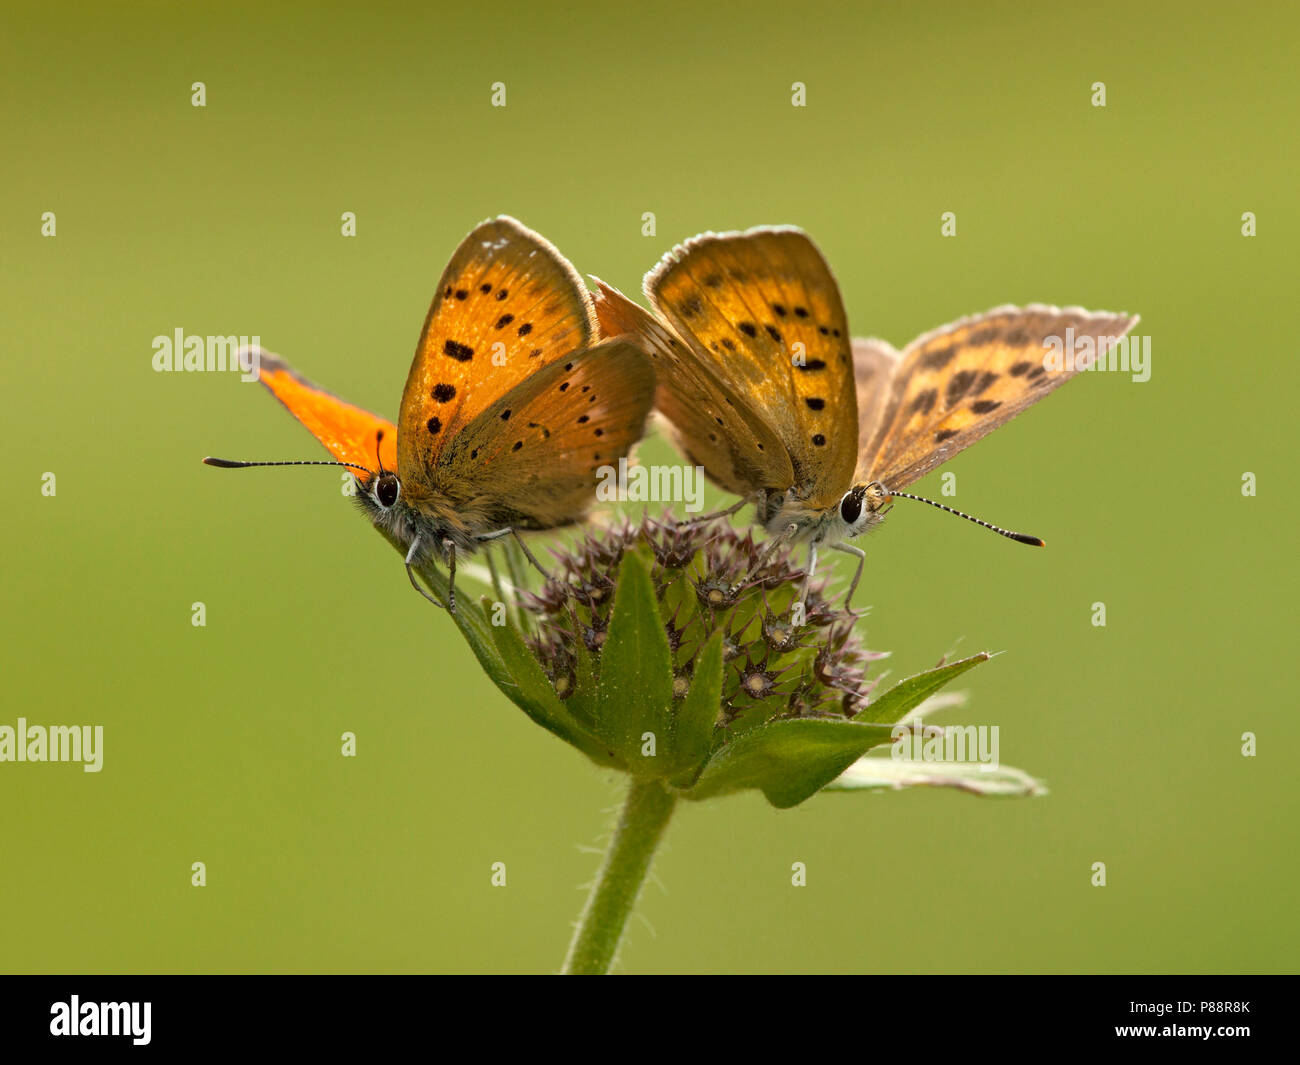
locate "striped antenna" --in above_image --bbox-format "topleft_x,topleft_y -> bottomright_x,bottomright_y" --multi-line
203,457 -> 375,475
205,429 -> 384,477
888,491 -> 1045,547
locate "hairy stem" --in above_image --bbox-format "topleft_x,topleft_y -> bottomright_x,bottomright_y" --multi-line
562,778 -> 677,975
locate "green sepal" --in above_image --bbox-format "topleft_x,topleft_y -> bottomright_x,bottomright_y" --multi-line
594,548 -> 676,775
482,600 -> 623,769
853,653 -> 991,724
667,631 -> 724,785
683,717 -> 897,808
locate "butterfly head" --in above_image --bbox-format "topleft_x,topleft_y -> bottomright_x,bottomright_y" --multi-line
350,432 -> 457,561
346,429 -> 402,515
836,481 -> 892,537
369,470 -> 402,510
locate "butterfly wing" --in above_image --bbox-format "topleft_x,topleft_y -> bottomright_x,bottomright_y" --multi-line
424,339 -> 654,530
643,227 -> 859,509
592,280 -> 792,497
397,215 -> 597,487
856,305 -> 1140,490
257,347 -> 398,474
851,337 -> 902,459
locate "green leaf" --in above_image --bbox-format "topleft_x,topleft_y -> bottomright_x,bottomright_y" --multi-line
408,556 -> 509,687
485,602 -> 622,769
853,652 -> 992,725
595,548 -> 676,775
566,629 -> 601,729
824,756 -> 1047,797
667,631 -> 723,784
399,540 -> 618,769
684,718 -> 897,808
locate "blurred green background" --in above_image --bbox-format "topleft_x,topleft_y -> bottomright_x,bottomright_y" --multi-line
3,0 -> 1295,973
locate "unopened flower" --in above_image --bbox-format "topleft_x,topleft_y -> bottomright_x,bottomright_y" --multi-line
403,513 -> 1035,808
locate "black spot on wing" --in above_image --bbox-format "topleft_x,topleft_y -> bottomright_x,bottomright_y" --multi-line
920,345 -> 957,371
945,370 -> 978,406
910,388 -> 938,415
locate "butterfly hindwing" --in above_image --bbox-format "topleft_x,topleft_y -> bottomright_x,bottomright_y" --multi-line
430,339 -> 655,531
640,228 -> 858,507
856,305 -> 1140,490
257,348 -> 398,475
593,280 -> 793,497
850,337 -> 902,463
398,216 -> 597,488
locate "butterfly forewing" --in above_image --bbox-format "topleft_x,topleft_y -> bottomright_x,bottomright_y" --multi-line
645,228 -> 858,508
856,305 -> 1139,490
398,216 -> 597,487
431,339 -> 655,530
258,351 -> 398,473
593,280 -> 792,497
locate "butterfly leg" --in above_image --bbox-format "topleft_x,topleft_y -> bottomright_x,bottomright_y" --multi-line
404,537 -> 449,612
830,542 -> 867,617
678,494 -> 751,530
798,542 -> 819,607
745,520 -> 799,598
508,529 -> 550,580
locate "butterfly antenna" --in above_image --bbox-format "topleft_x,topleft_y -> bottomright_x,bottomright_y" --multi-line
887,491 -> 1045,547
374,429 -> 388,475
203,457 -> 376,475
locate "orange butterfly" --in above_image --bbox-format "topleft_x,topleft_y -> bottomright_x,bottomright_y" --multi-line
207,216 -> 654,611
594,226 -> 1139,606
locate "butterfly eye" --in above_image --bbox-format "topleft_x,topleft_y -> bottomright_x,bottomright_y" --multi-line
375,473 -> 401,508
839,490 -> 863,526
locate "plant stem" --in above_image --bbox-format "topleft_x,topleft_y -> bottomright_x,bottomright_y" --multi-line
561,778 -> 677,975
